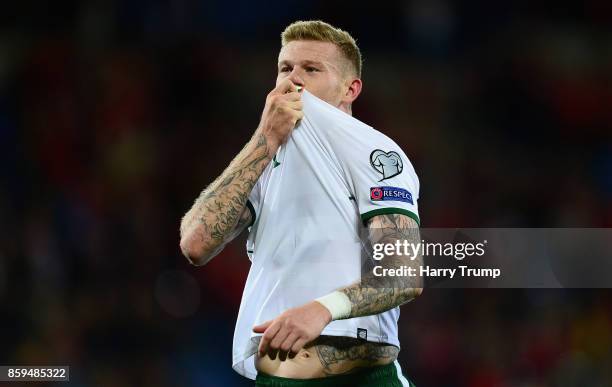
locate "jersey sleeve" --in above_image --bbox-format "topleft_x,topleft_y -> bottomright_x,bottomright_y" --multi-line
334,131 -> 420,227
246,178 -> 262,228
298,90 -> 420,227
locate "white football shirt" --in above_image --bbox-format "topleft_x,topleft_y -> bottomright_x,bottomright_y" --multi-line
232,90 -> 420,379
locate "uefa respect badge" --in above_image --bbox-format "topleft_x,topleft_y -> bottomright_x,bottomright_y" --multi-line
370,186 -> 413,204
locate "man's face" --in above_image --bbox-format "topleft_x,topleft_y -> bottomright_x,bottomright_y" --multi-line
277,40 -> 349,108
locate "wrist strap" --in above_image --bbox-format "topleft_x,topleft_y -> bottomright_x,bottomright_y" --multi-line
315,291 -> 352,320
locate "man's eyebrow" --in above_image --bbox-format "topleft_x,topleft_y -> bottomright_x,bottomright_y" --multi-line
301,60 -> 324,67
278,60 -> 325,67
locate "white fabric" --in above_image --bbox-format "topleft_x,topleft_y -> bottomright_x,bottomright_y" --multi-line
315,291 -> 352,320
394,360 -> 411,386
232,90 -> 420,379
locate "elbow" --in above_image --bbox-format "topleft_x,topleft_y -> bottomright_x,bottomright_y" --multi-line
179,231 -> 217,267
399,278 -> 423,299
413,287 -> 423,298
410,277 -> 424,298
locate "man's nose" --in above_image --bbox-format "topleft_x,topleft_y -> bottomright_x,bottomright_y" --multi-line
287,70 -> 304,87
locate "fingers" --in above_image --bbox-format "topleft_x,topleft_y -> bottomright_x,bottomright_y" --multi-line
274,78 -> 302,95
258,328 -> 309,361
294,109 -> 304,123
257,321 -> 302,360
257,321 -> 280,357
278,332 -> 299,361
280,332 -> 299,354
256,305 -> 323,361
267,326 -> 290,359
273,100 -> 303,124
265,92 -> 302,112
285,100 -> 303,124
285,100 -> 303,111
282,91 -> 302,102
290,337 -> 308,355
253,320 -> 272,334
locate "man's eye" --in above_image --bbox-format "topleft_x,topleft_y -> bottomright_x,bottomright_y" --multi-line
306,67 -> 319,72
280,67 -> 291,73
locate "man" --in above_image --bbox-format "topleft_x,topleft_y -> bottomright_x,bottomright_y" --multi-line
180,20 -> 422,387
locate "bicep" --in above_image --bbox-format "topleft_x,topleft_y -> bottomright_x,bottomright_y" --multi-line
366,213 -> 424,291
367,213 -> 419,244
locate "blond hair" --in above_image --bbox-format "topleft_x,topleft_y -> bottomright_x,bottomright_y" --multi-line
281,20 -> 362,78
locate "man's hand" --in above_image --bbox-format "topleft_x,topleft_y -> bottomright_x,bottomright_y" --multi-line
253,301 -> 332,361
257,79 -> 303,156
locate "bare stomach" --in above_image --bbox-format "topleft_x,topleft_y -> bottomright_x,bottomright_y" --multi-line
255,335 -> 399,379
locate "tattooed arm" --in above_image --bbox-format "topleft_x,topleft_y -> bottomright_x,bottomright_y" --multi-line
340,214 -> 423,317
179,132 -> 271,266
179,79 -> 303,266
307,218 -> 422,376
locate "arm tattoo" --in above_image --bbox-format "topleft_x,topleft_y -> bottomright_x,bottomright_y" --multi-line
340,214 -> 423,318
312,336 -> 399,376
180,132 -> 270,258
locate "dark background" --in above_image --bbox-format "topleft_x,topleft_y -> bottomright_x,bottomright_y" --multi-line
1,1 -> 611,386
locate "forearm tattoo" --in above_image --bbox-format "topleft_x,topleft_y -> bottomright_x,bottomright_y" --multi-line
341,214 -> 423,318
180,133 -> 270,252
311,336 -> 399,376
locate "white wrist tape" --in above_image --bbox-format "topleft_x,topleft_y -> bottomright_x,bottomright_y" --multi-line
315,291 -> 352,320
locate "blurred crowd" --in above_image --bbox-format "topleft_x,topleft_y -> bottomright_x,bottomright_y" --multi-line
0,1 -> 610,386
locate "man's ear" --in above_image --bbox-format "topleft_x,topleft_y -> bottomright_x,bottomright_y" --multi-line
344,77 -> 362,105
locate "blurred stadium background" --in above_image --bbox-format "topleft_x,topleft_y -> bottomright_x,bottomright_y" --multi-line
0,1 -> 611,386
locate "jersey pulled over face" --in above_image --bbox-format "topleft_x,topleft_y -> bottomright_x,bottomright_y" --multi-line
277,40 -> 348,109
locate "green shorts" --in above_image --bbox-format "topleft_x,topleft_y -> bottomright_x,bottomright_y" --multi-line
254,362 -> 416,387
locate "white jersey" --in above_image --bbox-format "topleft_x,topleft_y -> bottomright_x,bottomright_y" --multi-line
232,90 -> 420,379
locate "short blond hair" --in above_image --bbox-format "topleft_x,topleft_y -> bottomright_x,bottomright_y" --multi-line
281,20 -> 362,78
